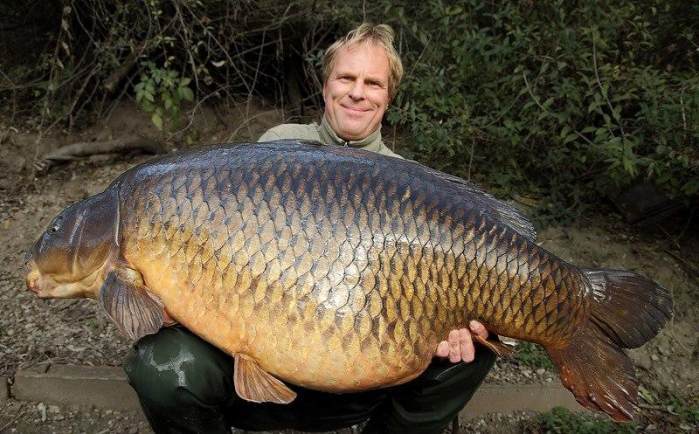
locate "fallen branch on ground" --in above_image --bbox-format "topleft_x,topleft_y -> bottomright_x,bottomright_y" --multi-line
34,135 -> 164,173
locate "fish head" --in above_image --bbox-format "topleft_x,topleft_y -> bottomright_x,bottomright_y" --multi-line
25,189 -> 119,299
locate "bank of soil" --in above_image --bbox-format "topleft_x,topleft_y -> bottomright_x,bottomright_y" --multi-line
0,103 -> 696,432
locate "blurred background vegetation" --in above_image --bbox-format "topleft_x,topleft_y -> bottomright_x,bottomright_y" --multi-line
1,0 -> 697,223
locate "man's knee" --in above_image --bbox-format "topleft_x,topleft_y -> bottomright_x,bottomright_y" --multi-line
124,327 -> 233,408
377,348 -> 497,434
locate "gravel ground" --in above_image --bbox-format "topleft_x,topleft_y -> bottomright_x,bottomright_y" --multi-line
0,400 -> 152,434
0,399 -> 538,434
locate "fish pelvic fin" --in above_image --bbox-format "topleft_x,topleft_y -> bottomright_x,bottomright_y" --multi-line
234,354 -> 297,404
473,335 -> 515,357
546,269 -> 673,422
98,268 -> 165,341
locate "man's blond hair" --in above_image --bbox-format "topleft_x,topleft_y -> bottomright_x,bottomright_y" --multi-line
322,23 -> 404,100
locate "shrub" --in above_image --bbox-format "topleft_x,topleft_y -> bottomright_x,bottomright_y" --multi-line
377,0 -> 698,220
2,0 -> 696,218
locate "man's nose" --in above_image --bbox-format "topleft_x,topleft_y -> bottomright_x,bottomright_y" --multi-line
348,81 -> 365,100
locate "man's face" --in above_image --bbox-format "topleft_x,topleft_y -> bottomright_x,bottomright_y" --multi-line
323,42 -> 391,141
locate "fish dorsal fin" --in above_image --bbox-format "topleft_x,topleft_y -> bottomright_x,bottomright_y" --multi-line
234,354 -> 297,404
98,267 -> 165,341
426,168 -> 537,242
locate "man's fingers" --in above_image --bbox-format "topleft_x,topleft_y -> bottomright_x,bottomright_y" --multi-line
469,320 -> 488,339
436,340 -> 449,357
459,328 -> 475,363
437,323 -> 489,362
448,329 -> 460,363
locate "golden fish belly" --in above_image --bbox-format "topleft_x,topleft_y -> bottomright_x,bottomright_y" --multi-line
130,245 -> 433,391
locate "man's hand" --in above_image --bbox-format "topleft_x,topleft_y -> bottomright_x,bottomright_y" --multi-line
435,321 -> 488,363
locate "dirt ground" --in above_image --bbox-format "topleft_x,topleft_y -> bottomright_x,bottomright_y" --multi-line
0,399 -> 541,434
0,102 -> 697,432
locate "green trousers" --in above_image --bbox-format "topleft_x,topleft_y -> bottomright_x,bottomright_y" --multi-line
124,327 -> 495,434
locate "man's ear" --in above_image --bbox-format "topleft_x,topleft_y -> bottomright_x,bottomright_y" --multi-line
322,79 -> 329,100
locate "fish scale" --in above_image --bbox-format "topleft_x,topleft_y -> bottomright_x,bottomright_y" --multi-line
26,141 -> 672,420
131,150 -> 529,384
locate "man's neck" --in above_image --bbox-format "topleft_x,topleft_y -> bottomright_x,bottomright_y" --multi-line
318,115 -> 383,152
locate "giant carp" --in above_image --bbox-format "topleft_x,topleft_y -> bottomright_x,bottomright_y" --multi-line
25,141 -> 672,421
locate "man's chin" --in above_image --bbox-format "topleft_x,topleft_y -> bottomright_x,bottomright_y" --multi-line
335,123 -> 372,141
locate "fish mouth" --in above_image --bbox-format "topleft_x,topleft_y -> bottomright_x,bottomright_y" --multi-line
24,260 -> 48,297
24,258 -> 105,300
25,274 -> 42,296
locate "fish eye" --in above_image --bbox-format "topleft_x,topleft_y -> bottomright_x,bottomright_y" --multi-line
48,217 -> 63,234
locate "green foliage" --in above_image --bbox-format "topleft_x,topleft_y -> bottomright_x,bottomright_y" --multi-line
638,386 -> 699,431
135,61 -> 194,130
374,0 -> 698,219
525,407 -> 636,434
514,342 -> 554,370
3,0 -> 697,216
672,397 -> 699,429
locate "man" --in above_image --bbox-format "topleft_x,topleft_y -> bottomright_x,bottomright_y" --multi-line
257,23 -> 401,159
125,23 -> 496,434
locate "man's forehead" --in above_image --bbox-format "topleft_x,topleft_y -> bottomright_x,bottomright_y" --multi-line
332,42 -> 390,77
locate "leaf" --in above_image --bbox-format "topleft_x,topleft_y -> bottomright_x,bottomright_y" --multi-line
151,113 -> 163,130
540,62 -> 550,75
682,179 -> 699,196
560,126 -> 571,139
180,87 -> 194,102
563,133 -> 578,144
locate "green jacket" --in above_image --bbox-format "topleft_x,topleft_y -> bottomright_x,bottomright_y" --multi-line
258,115 -> 403,159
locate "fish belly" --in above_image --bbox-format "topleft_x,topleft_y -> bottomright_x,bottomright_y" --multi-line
133,255 -> 432,391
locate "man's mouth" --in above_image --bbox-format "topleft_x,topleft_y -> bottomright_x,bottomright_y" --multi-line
341,104 -> 370,113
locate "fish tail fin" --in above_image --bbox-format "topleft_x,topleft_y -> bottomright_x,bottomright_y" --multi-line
581,269 -> 673,349
546,269 -> 673,421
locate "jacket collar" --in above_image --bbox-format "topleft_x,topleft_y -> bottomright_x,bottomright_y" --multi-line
318,115 -> 383,152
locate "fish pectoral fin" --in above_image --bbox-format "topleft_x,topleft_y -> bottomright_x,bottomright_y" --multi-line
98,269 -> 164,341
162,308 -> 178,327
234,354 -> 297,404
473,335 -> 515,357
